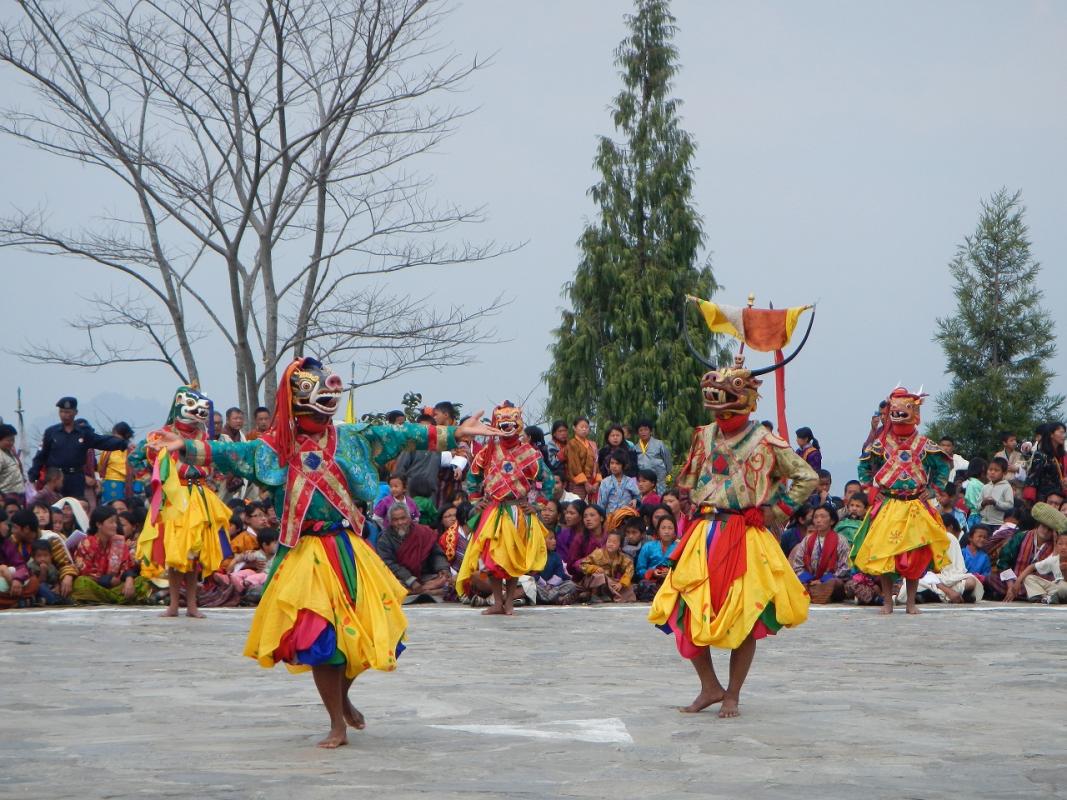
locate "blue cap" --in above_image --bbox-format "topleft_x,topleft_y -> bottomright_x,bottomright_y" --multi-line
56,397 -> 78,410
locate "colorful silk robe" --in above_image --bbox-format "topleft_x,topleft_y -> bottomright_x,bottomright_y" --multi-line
677,421 -> 818,520
183,423 -> 456,545
466,438 -> 555,503
858,431 -> 950,499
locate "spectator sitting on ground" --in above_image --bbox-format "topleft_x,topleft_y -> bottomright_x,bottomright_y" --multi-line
71,506 -> 147,604
780,505 -> 814,556
841,479 -> 862,505
228,528 -> 278,595
555,499 -> 586,568
27,539 -> 68,606
789,505 -> 850,602
577,530 -> 635,603
435,504 -> 469,578
0,510 -> 44,608
535,528 -> 578,605
620,517 -> 646,561
376,503 -> 451,603
1042,492 -> 1064,512
834,492 -> 868,547
962,522 -> 992,584
661,489 -> 689,536
538,499 -> 561,535
566,503 -> 607,577
900,526 -> 983,604
6,507 -> 77,604
1005,530 -> 1067,604
635,515 -> 678,601
987,503 -> 1063,600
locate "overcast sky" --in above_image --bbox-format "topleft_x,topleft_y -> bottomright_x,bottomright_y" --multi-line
2,0 -> 1065,483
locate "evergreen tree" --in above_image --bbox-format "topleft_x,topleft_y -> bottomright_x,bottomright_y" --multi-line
929,188 -> 1063,458
544,0 -> 729,460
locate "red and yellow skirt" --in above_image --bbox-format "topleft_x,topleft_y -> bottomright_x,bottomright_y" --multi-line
135,484 -> 230,574
649,512 -> 810,653
455,501 -> 548,596
244,526 -> 408,680
850,497 -> 952,579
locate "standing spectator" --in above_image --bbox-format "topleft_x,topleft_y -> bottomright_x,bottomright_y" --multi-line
994,431 -> 1026,490
939,436 -> 970,484
960,458 -> 987,529
432,401 -> 469,509
634,419 -> 671,494
597,425 -> 637,478
1025,422 -> 1066,502
979,458 -> 1015,530
394,413 -> 441,499
807,469 -> 842,510
248,406 -> 271,440
0,424 -> 25,497
29,397 -> 127,500
564,417 -> 600,502
97,422 -> 138,504
794,427 -> 822,472
636,469 -> 661,508
545,421 -> 569,483
219,407 -> 249,501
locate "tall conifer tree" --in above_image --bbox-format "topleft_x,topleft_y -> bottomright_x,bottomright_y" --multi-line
545,0 -> 728,459
929,188 -> 1063,456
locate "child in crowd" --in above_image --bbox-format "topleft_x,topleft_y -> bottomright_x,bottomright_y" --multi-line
28,539 -> 67,605
635,515 -> 677,601
35,468 -> 64,508
598,450 -> 640,512
962,523 -> 992,582
1005,531 -> 1067,604
535,529 -> 578,605
979,457 -> 1015,529
636,469 -> 661,508
834,492 -> 868,548
620,518 -> 646,562
808,469 -> 842,509
228,529 -> 279,595
841,480 -> 862,505
961,458 -> 987,529
577,530 -> 635,603
372,474 -> 420,527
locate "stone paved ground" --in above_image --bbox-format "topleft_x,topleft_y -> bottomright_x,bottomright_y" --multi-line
1,604 -> 1066,800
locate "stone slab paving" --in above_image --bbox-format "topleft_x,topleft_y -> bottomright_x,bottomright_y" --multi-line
1,604 -> 1065,800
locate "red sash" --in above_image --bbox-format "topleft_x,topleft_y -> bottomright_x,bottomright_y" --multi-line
261,426 -> 364,548
803,531 -> 839,579
395,523 -> 438,576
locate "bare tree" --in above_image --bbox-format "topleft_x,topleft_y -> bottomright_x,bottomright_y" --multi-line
0,0 -> 510,410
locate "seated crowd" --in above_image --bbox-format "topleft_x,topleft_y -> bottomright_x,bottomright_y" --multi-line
1,405 -> 1066,611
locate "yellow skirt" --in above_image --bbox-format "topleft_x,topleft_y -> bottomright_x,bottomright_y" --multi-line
649,519 -> 809,652
135,485 -> 230,574
455,502 -> 548,595
851,498 -> 952,577
244,530 -> 408,681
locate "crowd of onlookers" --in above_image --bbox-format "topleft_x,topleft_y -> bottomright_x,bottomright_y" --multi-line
1,394 -> 1065,611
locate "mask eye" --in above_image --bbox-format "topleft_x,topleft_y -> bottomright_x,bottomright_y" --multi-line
298,380 -> 313,393
732,378 -> 745,389
185,397 -> 196,407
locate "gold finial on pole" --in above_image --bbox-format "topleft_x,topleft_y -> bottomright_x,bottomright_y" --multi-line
747,292 -> 756,308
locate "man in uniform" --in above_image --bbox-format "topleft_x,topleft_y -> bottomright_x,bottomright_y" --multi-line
29,397 -> 127,500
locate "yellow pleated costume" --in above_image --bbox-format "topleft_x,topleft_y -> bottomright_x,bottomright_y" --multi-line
244,531 -> 408,680
649,519 -> 810,651
135,452 -> 229,574
455,502 -> 548,595
850,498 -> 953,577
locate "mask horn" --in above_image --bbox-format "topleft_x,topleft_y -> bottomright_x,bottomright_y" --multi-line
682,301 -> 718,370
749,308 -> 816,378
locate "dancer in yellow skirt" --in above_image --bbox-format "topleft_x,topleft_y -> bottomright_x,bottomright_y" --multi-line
133,385 -> 229,618
456,402 -> 552,614
649,297 -> 817,718
158,357 -> 501,748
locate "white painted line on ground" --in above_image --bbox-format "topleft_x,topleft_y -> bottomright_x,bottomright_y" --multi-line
431,717 -> 633,744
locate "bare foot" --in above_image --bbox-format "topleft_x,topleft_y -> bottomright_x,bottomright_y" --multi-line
906,604 -> 921,615
343,700 -> 366,731
317,728 -> 348,749
718,695 -> 741,718
679,688 -> 725,713
879,601 -> 894,615
502,600 -> 516,616
160,608 -> 179,618
186,609 -> 206,618
481,605 -> 505,615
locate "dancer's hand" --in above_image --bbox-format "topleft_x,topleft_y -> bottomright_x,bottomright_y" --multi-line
456,412 -> 504,441
153,430 -> 186,454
